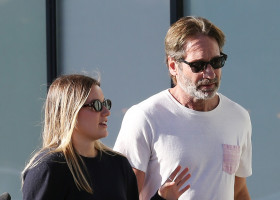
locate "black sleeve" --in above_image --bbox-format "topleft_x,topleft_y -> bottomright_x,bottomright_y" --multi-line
22,162 -> 65,200
121,155 -> 165,200
150,191 -> 166,200
123,158 -> 139,200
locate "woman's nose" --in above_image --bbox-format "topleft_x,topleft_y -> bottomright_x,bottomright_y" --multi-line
101,106 -> 111,116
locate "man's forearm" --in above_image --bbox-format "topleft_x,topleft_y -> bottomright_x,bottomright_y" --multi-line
234,177 -> 250,200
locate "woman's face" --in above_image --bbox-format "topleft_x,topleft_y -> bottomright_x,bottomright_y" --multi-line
73,84 -> 111,143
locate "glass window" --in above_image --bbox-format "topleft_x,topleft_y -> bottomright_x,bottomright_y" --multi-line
184,0 -> 280,198
56,0 -> 170,147
0,0 -> 46,199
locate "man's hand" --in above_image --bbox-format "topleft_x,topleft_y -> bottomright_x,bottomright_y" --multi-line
158,165 -> 191,200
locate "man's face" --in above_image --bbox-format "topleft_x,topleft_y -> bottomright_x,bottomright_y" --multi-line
176,35 -> 222,100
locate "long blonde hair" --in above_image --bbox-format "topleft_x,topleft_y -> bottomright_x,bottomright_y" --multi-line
22,74 -> 112,193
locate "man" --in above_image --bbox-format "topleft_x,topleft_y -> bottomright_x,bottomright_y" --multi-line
114,16 -> 252,200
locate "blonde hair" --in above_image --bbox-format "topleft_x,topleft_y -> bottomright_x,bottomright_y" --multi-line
165,16 -> 225,85
22,74 -> 112,194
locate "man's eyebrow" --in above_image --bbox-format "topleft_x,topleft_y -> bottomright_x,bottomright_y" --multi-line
189,55 -> 221,62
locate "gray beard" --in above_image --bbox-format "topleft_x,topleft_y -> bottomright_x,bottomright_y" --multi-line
178,76 -> 220,100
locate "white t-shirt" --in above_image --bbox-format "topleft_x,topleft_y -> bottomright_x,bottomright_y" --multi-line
114,89 -> 252,200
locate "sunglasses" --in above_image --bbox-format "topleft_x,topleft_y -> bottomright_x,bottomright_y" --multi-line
83,99 -> 112,112
178,53 -> 227,73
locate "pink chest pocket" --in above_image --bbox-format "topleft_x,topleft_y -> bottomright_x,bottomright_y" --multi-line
222,144 -> 241,175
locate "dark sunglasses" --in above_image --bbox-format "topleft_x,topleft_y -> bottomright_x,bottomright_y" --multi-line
83,99 -> 112,112
178,53 -> 227,73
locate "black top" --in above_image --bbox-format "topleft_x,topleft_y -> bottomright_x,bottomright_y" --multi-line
22,150 -> 139,200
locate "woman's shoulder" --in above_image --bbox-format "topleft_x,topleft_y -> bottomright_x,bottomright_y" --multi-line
102,149 -> 127,160
100,149 -> 132,168
36,150 -> 65,163
27,150 -> 67,174
23,150 -> 70,182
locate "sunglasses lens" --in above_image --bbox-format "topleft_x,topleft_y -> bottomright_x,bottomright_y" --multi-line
104,99 -> 112,110
212,55 -> 227,69
84,99 -> 112,112
182,53 -> 227,73
190,62 -> 205,73
93,100 -> 102,112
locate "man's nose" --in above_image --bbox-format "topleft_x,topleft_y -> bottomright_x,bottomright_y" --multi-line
203,64 -> 216,79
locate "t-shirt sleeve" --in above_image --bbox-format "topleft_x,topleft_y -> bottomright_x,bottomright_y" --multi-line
22,162 -> 65,200
236,113 -> 252,177
114,105 -> 152,173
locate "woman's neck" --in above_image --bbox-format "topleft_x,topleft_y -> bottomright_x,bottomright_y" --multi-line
72,134 -> 98,157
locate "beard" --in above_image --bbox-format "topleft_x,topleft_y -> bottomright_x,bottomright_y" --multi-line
177,73 -> 220,100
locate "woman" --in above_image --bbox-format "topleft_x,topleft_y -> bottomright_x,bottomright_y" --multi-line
22,74 -> 190,200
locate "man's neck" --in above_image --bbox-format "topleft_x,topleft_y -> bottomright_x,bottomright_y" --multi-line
169,86 -> 220,112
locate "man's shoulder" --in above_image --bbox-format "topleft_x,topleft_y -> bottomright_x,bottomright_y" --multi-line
120,89 -> 170,126
219,93 -> 250,116
135,89 -> 169,109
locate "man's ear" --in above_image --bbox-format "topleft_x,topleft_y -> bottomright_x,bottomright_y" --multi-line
168,56 -> 177,76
